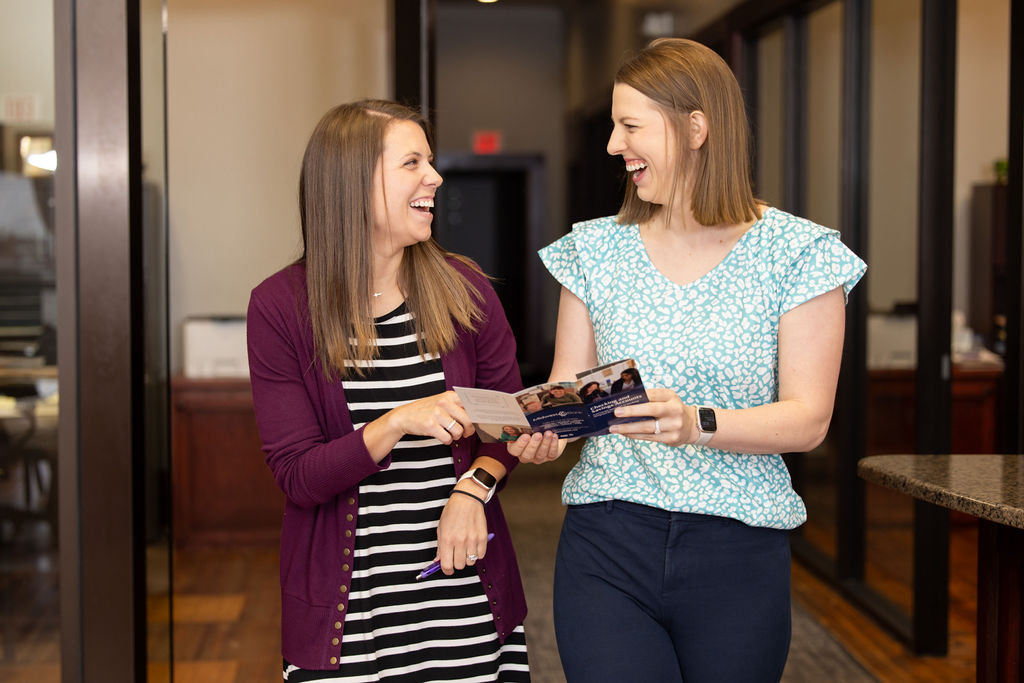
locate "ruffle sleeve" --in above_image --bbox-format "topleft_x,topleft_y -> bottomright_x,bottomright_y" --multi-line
770,217 -> 867,314
538,228 -> 589,304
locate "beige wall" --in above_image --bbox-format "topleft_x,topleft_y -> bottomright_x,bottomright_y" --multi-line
141,0 -> 166,189
868,0 -> 922,313
166,0 -> 388,372
436,3 -> 567,346
756,26 -> 785,208
0,0 -> 55,126
954,0 -> 1010,315
866,0 -> 1010,317
804,2 -> 842,230
436,4 -> 565,238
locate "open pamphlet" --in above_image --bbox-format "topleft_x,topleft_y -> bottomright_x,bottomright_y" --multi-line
454,359 -> 648,442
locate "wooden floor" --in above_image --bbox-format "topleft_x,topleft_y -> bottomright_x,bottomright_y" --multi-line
792,530 -> 977,682
0,463 -> 982,682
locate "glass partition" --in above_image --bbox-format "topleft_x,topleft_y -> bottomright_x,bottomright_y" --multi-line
0,2 -> 59,680
863,0 -> 922,618
948,0 -> 1011,651
798,0 -> 844,563
755,23 -> 785,207
141,0 -> 174,679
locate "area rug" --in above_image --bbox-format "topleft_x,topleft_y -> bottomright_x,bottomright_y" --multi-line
503,456 -> 876,683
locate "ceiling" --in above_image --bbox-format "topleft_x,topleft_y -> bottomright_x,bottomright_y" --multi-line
438,0 -> 746,37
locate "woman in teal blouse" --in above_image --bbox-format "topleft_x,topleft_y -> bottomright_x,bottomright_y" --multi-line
509,38 -> 866,682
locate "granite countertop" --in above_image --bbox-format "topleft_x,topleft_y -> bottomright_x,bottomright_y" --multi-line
858,454 -> 1024,529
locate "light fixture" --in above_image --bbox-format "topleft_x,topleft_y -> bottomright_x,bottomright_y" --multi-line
478,0 -> 498,3
18,134 -> 56,175
27,150 -> 57,172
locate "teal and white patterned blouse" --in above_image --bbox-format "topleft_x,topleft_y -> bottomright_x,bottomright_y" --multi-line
538,207 -> 867,529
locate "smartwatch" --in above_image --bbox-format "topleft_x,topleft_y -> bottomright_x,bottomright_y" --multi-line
694,406 -> 717,446
458,467 -> 498,503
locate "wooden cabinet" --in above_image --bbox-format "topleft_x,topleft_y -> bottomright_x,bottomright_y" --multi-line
969,183 -> 1007,344
866,365 -> 1002,456
171,377 -> 283,547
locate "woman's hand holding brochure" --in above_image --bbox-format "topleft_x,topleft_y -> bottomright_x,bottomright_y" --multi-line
507,430 -> 566,465
454,358 -> 649,447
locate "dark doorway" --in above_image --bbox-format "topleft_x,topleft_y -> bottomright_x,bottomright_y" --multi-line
433,154 -> 547,386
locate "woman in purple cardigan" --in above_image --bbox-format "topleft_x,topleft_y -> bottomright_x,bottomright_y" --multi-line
247,99 -> 530,681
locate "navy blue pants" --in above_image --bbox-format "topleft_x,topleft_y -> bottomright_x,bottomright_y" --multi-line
553,501 -> 792,683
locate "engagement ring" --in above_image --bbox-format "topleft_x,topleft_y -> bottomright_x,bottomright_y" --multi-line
654,419 -> 661,435
466,554 -> 478,562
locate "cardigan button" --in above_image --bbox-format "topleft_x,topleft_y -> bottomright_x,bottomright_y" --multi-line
330,657 -> 338,665
346,513 -> 353,522
337,603 -> 345,611
332,637 -> 339,646
343,548 -> 351,556
345,530 -> 352,538
335,621 -> 342,629
348,497 -> 355,505
339,585 -> 348,593
342,563 -> 350,572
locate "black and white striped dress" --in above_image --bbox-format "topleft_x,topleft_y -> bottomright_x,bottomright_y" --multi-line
284,303 -> 530,682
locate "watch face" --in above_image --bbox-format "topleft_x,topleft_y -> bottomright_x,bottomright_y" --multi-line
473,468 -> 498,489
698,407 -> 717,432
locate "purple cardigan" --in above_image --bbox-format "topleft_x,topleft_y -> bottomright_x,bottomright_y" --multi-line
246,260 -> 527,670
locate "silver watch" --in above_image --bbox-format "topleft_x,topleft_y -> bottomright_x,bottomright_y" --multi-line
458,467 -> 497,503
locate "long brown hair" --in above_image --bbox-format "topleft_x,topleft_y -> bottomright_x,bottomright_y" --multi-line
298,99 -> 485,378
614,38 -> 759,227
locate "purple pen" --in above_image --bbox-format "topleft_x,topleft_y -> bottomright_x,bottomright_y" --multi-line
415,532 -> 495,580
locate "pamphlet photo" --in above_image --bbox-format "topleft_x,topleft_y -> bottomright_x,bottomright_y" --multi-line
454,359 -> 648,442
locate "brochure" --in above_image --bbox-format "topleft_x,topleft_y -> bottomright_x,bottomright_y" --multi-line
454,358 -> 648,442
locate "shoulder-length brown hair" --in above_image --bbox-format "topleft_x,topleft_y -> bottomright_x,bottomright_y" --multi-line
615,38 -> 759,227
299,99 -> 485,378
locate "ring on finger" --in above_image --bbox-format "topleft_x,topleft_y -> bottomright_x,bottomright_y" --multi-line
466,554 -> 478,562
444,418 -> 457,432
653,419 -> 661,435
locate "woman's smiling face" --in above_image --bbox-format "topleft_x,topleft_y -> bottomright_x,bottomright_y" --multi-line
372,119 -> 443,253
606,82 -> 678,207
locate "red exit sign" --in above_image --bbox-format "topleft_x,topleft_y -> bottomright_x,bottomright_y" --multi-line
473,130 -> 502,154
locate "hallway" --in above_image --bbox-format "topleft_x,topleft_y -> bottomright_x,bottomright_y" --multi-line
497,448 -> 878,682
151,444 -> 976,682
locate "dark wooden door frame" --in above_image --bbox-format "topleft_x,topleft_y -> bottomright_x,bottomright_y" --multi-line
782,12 -> 808,217
393,0 -> 436,120
835,0 -> 870,592
912,0 -> 957,656
1005,0 -> 1024,455
56,0 -> 149,679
